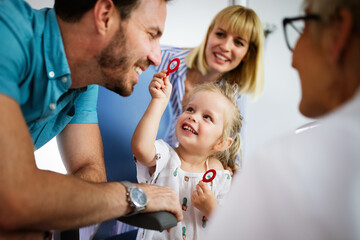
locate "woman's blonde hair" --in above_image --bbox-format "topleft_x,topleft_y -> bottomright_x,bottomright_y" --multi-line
183,81 -> 242,172
186,5 -> 265,99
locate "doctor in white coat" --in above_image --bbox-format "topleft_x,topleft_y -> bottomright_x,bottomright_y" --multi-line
204,0 -> 360,239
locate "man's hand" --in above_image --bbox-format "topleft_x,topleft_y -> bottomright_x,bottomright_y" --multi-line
191,181 -> 217,218
138,184 -> 183,222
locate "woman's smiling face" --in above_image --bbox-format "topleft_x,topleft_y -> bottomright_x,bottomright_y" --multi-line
205,23 -> 250,74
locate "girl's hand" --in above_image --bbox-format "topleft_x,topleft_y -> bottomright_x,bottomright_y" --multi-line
149,70 -> 172,100
191,181 -> 218,218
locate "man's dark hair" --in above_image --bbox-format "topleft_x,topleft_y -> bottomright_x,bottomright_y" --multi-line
54,0 -> 170,22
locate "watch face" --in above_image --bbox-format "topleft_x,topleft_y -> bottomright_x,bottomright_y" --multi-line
131,187 -> 147,206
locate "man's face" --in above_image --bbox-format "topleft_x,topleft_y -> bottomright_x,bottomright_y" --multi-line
98,0 -> 166,96
292,10 -> 340,118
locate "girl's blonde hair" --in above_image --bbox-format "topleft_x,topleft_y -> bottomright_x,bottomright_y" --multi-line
183,81 -> 242,172
186,5 -> 265,99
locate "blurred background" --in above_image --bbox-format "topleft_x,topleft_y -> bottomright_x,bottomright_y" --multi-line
29,0 -> 310,173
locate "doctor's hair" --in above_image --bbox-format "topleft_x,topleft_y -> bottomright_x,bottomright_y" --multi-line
304,0 -> 360,37
54,0 -> 171,23
183,81 -> 242,172
185,5 -> 264,99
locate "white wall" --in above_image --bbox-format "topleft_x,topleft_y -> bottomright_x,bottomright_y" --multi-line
26,0 -> 52,9
245,0 -> 310,157
29,0 -> 311,171
160,0 -> 229,47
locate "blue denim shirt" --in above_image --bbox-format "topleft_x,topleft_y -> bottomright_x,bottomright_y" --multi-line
0,0 -> 98,149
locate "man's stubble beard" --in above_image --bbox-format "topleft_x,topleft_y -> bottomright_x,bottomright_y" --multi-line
97,24 -> 133,97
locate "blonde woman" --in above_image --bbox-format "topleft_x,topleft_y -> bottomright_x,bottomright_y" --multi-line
157,5 -> 264,164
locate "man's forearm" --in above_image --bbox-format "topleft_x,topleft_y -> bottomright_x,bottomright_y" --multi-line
0,229 -> 45,240
0,169 -> 128,231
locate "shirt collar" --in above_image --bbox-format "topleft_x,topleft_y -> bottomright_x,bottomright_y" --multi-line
43,8 -> 71,80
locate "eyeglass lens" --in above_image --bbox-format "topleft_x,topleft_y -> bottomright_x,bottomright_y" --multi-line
285,20 -> 305,50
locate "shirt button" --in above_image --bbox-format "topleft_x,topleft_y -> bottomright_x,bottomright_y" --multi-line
49,71 -> 55,78
61,76 -> 68,83
49,103 -> 56,110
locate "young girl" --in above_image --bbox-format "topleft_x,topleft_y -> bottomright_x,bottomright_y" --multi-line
131,70 -> 242,239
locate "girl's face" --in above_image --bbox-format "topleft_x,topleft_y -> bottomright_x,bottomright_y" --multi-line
205,23 -> 250,74
176,90 -> 231,154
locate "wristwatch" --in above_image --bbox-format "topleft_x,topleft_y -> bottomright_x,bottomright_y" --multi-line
121,181 -> 147,216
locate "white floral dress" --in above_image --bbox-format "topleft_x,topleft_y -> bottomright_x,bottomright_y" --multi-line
136,140 -> 232,240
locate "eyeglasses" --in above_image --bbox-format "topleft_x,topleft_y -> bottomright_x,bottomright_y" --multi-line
282,14 -> 321,51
